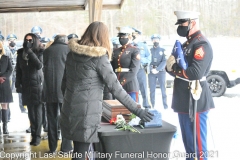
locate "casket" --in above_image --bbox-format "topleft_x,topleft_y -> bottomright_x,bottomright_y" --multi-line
102,100 -> 141,122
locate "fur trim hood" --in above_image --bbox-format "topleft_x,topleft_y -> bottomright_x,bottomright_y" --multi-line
68,38 -> 110,59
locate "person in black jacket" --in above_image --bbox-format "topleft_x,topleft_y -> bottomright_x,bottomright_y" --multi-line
43,35 -> 73,153
0,41 -> 13,135
60,21 -> 153,160
15,33 -> 44,146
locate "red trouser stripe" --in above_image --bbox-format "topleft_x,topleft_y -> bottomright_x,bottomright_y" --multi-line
196,113 -> 203,160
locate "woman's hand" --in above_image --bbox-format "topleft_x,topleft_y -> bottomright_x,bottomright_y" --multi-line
0,77 -> 6,84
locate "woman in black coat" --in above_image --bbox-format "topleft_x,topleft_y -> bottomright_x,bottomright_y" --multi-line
0,41 -> 13,135
60,21 -> 153,160
15,33 -> 44,146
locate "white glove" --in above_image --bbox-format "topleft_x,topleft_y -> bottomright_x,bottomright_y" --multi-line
166,55 -> 176,71
190,80 -> 202,100
151,68 -> 159,74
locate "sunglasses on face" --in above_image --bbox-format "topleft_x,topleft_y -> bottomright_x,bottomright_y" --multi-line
25,39 -> 33,42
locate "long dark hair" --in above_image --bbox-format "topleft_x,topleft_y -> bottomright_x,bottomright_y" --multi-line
23,33 -> 42,54
79,21 -> 111,57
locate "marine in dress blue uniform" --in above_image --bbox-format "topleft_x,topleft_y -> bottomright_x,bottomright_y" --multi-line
148,34 -> 168,109
132,28 -> 151,108
111,27 -> 140,102
166,11 -> 215,160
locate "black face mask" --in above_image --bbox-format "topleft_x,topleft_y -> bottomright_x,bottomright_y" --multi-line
153,42 -> 159,47
0,50 -> 2,54
26,41 -> 33,48
119,38 -> 129,46
177,26 -> 190,37
9,41 -> 16,47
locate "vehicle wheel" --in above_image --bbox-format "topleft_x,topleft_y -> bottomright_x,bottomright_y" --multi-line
207,75 -> 226,97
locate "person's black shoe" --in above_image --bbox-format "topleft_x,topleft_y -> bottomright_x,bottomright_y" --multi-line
30,137 -> 41,146
30,141 -> 40,146
26,127 -> 31,133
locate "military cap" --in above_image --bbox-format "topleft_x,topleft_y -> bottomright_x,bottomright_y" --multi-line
132,27 -> 142,35
7,34 -> 17,41
117,27 -> 133,36
151,34 -> 161,40
0,34 -> 4,41
174,10 -> 200,25
40,37 -> 50,43
67,33 -> 78,40
31,26 -> 43,34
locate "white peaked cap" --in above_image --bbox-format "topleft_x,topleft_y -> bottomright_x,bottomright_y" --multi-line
174,10 -> 200,24
117,27 -> 134,34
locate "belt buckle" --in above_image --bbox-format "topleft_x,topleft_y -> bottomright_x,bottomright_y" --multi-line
117,67 -> 121,72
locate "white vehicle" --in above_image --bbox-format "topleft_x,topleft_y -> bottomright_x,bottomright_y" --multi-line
207,37 -> 240,97
207,68 -> 240,97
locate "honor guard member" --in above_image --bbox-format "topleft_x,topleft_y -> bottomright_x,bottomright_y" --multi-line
166,10 -> 214,160
31,26 -> 43,37
67,33 -> 78,40
111,27 -> 140,102
132,27 -> 151,108
148,34 -> 168,109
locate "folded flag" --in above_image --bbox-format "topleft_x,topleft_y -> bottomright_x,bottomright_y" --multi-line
172,40 -> 188,70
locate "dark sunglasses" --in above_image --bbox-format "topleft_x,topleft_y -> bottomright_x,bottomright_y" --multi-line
25,39 -> 33,42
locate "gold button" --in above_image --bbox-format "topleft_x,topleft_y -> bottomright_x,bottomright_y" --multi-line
189,37 -> 191,39
179,71 -> 181,73
186,42 -> 189,45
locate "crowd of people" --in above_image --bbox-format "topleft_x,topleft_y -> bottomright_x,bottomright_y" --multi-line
0,9 -> 214,160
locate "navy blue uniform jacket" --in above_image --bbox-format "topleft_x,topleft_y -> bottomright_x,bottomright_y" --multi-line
111,44 -> 140,93
166,31 -> 215,113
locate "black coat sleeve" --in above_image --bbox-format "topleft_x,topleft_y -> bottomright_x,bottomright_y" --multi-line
15,52 -> 22,89
28,49 -> 43,70
61,67 -> 66,96
2,56 -> 13,79
97,55 -> 138,109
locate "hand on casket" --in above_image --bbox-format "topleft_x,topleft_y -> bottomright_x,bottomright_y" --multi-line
135,108 -> 154,122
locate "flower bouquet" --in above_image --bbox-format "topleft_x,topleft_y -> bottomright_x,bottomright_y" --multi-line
110,114 -> 142,133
